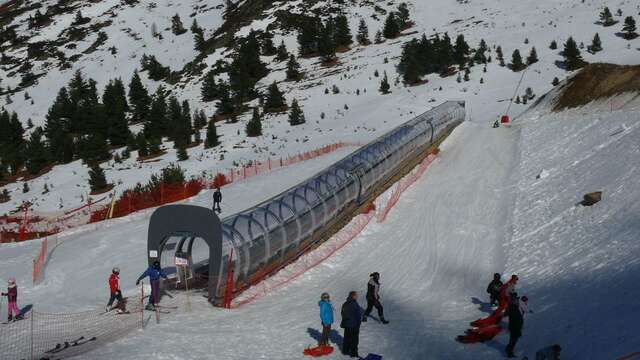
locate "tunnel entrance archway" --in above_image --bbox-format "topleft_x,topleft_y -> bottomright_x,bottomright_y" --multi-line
147,205 -> 223,304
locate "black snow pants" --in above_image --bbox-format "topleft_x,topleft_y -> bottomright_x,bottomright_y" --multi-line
342,327 -> 360,357
107,290 -> 123,308
364,298 -> 384,319
319,324 -> 331,346
506,332 -> 521,357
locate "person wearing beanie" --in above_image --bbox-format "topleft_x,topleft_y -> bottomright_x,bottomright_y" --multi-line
362,272 -> 389,324
1,278 -> 22,322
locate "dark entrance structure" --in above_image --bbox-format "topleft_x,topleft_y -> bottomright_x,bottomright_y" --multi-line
147,205 -> 223,303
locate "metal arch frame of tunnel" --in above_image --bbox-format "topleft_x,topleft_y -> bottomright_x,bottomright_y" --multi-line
146,101 -> 466,305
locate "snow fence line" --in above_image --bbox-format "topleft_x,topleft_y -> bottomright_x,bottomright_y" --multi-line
230,151 -> 439,308
0,142 -> 360,243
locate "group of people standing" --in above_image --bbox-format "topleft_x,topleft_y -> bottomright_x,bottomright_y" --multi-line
316,272 -> 389,358
105,260 -> 167,313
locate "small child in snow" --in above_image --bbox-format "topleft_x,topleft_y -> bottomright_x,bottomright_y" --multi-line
318,292 -> 334,347
519,295 -> 532,317
1,278 -> 22,322
107,267 -> 127,313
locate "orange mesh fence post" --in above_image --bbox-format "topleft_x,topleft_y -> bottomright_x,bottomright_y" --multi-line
223,249 -> 234,309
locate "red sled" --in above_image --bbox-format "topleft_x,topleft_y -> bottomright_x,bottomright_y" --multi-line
470,312 -> 503,328
456,325 -> 502,343
304,345 -> 334,357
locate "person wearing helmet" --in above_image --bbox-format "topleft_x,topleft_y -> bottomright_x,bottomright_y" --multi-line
106,267 -> 124,313
136,260 -> 167,310
362,272 -> 389,324
486,273 -> 503,307
318,292 -> 334,347
1,277 -> 22,322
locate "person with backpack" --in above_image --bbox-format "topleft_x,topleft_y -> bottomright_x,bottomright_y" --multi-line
213,188 -> 222,213
341,291 -> 363,358
362,272 -> 389,324
135,260 -> 167,310
486,273 -> 503,307
506,293 -> 524,358
318,292 -> 334,347
1,277 -> 22,322
106,267 -> 127,313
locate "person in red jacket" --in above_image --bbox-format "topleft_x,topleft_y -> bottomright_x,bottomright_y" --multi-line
106,267 -> 125,313
1,277 -> 21,322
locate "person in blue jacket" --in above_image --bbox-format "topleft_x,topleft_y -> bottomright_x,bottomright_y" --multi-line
318,292 -> 334,347
340,291 -> 363,358
135,260 -> 167,309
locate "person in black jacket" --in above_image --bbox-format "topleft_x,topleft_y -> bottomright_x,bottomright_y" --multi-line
341,291 -> 363,358
213,188 -> 222,213
506,293 -> 524,358
486,273 -> 503,306
362,272 -> 389,324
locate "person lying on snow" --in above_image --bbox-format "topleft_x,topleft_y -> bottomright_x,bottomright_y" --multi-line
135,260 -> 167,310
1,277 -> 22,322
318,292 -> 334,347
486,273 -> 503,306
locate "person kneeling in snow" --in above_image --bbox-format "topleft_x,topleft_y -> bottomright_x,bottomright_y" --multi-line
135,261 -> 167,310
486,273 -> 503,307
536,344 -> 562,360
1,278 -> 22,322
318,292 -> 334,347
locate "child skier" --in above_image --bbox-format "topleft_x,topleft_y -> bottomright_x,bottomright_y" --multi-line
106,267 -> 126,313
135,260 -> 167,310
1,278 -> 22,322
318,292 -> 334,347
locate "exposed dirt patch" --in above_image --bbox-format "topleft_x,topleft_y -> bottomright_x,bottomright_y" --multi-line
553,63 -> 640,111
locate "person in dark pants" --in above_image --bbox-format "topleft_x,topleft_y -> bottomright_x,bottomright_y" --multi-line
318,292 -> 334,347
341,291 -> 363,358
363,272 -> 389,324
213,188 -> 222,213
506,293 -> 524,358
486,273 -> 503,307
135,260 -> 167,310
106,267 -> 126,313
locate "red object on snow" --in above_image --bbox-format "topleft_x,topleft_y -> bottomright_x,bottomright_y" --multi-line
304,345 -> 334,357
456,325 -> 502,343
500,115 -> 510,124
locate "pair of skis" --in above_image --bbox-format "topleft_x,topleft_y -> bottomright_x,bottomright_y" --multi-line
44,336 -> 97,354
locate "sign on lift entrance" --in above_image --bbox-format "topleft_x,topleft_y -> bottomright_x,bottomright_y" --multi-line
175,257 -> 188,266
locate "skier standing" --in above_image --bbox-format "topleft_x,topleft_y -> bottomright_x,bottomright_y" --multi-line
486,273 -> 503,306
362,272 -> 389,324
135,261 -> 167,310
1,278 -> 22,322
106,267 -> 126,313
213,188 -> 222,213
318,292 -> 334,347
536,344 -> 562,360
340,291 -> 363,358
506,293 -> 524,358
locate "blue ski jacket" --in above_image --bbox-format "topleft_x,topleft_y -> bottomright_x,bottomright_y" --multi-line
137,267 -> 167,282
319,300 -> 334,325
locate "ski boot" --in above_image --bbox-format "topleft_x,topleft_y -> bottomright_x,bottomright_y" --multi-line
145,303 -> 156,311
7,315 -> 12,322
380,317 -> 389,324
14,314 -> 23,321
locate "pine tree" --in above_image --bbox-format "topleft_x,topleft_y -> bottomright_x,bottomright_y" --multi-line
171,14 -> 187,35
588,33 -> 603,53
397,3 -> 411,29
599,7 -> 616,26
201,70 -> 219,102
473,39 -> 488,64
276,41 -> 289,61
496,46 -> 505,66
453,34 -> 470,67
204,119 -> 219,148
297,17 -> 321,57
374,30 -> 384,44
286,55 -> 302,81
0,110 -> 25,174
264,82 -> 287,112
103,78 -> 130,146
288,99 -> 305,126
357,19 -> 370,45
526,47 -> 538,65
128,70 -> 151,124
191,19 -> 202,34
25,127 -> 49,175
148,137 -> 162,155
318,19 -> 337,63
44,87 -> 74,163
563,36 -> 585,71
463,67 -> 470,81
333,15 -> 353,48
88,162 -> 107,192
549,40 -> 558,50
383,13 -> 400,39
228,31 -> 268,103
379,71 -> 391,93
194,31 -> 205,51
246,107 -> 262,137
398,39 -> 421,84
176,144 -> 189,161
262,36 -> 277,56
136,132 -> 149,157
145,86 -> 168,138
215,81 -> 236,116
622,16 -> 638,39
510,49 -> 526,71
78,134 -> 110,164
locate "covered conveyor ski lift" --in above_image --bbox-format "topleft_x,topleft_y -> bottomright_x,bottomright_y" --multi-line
146,101 -> 466,306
